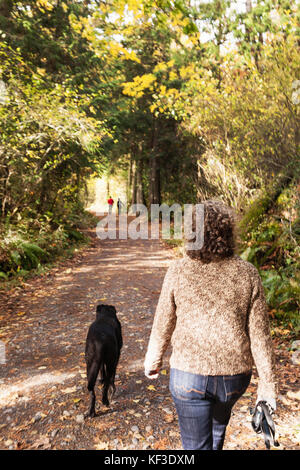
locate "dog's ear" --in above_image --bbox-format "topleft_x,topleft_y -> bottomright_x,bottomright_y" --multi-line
96,304 -> 105,319
96,304 -> 104,313
109,305 -> 116,314
96,304 -> 116,318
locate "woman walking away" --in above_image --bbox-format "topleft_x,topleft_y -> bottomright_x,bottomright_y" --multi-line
144,200 -> 276,450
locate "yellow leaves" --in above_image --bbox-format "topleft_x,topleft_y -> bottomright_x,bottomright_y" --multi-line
167,88 -> 179,98
36,67 -> 46,77
160,85 -> 167,95
107,41 -> 141,63
108,41 -> 123,58
169,71 -> 177,82
61,386 -> 77,394
154,60 -> 175,75
272,327 -> 292,336
122,73 -> 156,98
123,50 -> 141,63
179,33 -> 194,49
114,0 -> 142,17
36,0 -> 54,12
179,64 -> 196,80
154,62 -> 168,74
95,441 -> 109,450
61,2 -> 68,13
68,13 -> 83,34
147,385 -> 156,391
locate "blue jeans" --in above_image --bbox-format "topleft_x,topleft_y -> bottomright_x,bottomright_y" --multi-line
169,368 -> 252,450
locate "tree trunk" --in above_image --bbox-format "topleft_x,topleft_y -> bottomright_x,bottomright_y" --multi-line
106,177 -> 110,198
38,175 -> 48,214
149,155 -> 161,205
0,0 -> 13,17
149,117 -> 161,205
76,169 -> 81,204
131,159 -> 137,205
127,155 -> 132,207
136,158 -> 144,205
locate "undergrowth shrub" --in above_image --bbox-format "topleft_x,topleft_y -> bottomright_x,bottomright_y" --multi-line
0,208 -> 98,282
239,180 -> 300,327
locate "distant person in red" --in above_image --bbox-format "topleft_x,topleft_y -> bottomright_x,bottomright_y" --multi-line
107,196 -> 114,214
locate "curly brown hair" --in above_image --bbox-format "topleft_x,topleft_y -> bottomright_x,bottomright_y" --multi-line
185,200 -> 236,263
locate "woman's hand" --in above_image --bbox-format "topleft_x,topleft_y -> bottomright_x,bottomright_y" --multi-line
145,368 -> 160,380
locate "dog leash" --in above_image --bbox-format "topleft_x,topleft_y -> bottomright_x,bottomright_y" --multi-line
250,401 -> 279,449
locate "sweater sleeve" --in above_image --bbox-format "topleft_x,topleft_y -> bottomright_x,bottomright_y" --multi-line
247,267 -> 277,400
144,261 -> 178,371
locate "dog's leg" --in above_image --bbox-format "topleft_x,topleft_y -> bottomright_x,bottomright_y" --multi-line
109,369 -> 117,401
102,381 -> 110,407
102,361 -> 117,407
88,390 -> 96,417
99,362 -> 105,385
86,359 -> 100,417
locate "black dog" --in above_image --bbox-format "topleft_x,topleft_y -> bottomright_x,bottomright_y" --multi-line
85,304 -> 122,417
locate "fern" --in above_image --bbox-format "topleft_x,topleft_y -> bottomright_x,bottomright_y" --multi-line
20,242 -> 47,269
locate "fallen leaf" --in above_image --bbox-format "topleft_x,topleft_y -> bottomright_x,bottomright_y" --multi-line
61,386 -> 77,394
95,441 -> 109,450
147,385 -> 156,391
29,436 -> 51,450
164,414 -> 174,423
287,390 -> 300,401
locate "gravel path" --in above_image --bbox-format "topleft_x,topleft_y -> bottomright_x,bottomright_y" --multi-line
0,219 -> 299,450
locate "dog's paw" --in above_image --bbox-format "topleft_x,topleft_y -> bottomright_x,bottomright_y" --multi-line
85,410 -> 96,419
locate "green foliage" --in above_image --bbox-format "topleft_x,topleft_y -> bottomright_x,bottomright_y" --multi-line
239,180 -> 300,318
0,206 -> 96,282
0,0 -> 299,327
0,1 -> 108,279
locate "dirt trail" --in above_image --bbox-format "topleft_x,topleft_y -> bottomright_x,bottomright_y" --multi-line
0,219 -> 299,450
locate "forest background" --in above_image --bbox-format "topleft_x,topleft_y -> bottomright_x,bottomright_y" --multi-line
0,0 -> 299,331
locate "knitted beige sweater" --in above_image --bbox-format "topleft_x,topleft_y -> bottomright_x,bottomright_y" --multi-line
144,254 -> 276,400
